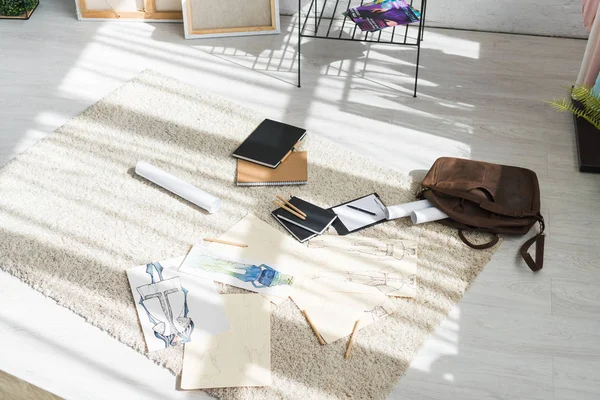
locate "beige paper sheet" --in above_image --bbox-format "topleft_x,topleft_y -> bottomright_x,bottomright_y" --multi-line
209,213 -> 308,305
181,294 -> 271,389
210,214 -> 413,344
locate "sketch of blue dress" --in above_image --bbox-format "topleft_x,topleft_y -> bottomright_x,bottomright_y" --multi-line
227,264 -> 293,288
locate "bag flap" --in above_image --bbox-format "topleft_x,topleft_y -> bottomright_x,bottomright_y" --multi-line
423,157 -> 541,216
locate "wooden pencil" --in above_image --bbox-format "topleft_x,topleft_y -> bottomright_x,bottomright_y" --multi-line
273,200 -> 307,220
303,310 -> 326,345
280,149 -> 293,164
203,238 -> 248,248
345,320 -> 361,359
276,195 -> 307,217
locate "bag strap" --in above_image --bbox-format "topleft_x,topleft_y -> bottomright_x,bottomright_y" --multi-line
519,217 -> 546,272
458,230 -> 499,249
519,233 -> 545,271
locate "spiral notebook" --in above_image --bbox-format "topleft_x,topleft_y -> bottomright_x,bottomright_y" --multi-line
232,119 -> 307,168
236,152 -> 308,187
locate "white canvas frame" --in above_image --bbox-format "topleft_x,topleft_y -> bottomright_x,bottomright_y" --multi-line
181,0 -> 280,39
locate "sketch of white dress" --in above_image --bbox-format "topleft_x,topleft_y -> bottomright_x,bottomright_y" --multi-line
307,236 -> 418,297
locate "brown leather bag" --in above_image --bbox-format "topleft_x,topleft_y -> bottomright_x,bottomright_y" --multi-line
418,157 -> 546,271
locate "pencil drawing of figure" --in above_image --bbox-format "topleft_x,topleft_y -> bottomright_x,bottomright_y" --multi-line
308,236 -> 416,261
311,269 -> 416,296
136,262 -> 194,348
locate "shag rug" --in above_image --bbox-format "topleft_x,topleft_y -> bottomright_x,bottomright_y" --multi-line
0,71 -> 499,400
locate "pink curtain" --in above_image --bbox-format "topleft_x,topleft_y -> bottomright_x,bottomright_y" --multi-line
577,1 -> 600,86
583,0 -> 600,31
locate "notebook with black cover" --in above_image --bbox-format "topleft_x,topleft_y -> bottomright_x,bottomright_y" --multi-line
272,197 -> 338,235
232,119 -> 307,168
271,214 -> 317,243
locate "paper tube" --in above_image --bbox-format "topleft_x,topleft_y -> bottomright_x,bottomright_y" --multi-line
410,207 -> 449,224
385,200 -> 433,220
135,161 -> 222,214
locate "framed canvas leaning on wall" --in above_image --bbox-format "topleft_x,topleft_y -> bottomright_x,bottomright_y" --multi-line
75,0 -> 182,21
182,0 -> 280,39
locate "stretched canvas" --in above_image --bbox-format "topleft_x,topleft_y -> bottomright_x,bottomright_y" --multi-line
181,294 -> 271,389
126,257 -> 230,352
179,245 -> 294,299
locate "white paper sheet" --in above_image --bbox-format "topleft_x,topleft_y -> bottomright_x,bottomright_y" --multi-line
306,236 -> 418,298
410,207 -> 449,224
385,199 -> 433,220
179,245 -> 294,299
181,294 -> 271,390
126,257 -> 230,352
331,194 -> 387,232
135,161 -> 221,214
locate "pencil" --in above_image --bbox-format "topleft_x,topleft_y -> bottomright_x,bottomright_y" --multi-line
276,195 -> 307,217
303,310 -> 326,345
280,149 -> 293,164
347,205 -> 377,216
273,200 -> 307,220
345,320 -> 361,359
203,238 -> 248,248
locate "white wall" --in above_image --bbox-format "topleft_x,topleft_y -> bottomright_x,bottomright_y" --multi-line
282,0 -> 589,38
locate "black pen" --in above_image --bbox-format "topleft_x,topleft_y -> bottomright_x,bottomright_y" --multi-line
347,204 -> 377,216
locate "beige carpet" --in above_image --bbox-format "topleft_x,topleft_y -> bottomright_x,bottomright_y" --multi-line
0,71 -> 499,400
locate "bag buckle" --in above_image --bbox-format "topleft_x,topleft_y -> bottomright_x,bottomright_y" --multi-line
538,219 -> 545,234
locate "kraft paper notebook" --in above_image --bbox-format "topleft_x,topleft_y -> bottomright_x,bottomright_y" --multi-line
236,151 -> 308,187
232,119 -> 307,168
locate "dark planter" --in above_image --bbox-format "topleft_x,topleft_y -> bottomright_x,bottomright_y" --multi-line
572,99 -> 600,173
0,0 -> 38,19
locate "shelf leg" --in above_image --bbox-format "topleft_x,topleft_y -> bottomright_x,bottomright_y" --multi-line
413,9 -> 424,97
298,0 -> 301,88
420,0 -> 427,42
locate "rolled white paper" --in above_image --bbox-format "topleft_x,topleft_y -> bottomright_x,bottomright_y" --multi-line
385,199 -> 433,220
410,207 -> 449,225
135,161 -> 222,214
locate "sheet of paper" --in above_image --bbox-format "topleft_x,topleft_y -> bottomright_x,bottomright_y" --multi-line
179,245 -> 294,299
126,257 -> 230,352
199,214 -> 409,344
306,236 -> 418,298
291,282 -> 397,344
203,213 -> 314,305
332,194 -> 387,232
181,294 -> 271,389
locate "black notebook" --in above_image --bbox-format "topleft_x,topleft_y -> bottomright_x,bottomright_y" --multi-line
272,197 -> 338,235
232,119 -> 307,168
272,214 -> 317,243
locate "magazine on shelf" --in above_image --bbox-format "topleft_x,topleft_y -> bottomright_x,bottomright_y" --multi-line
343,0 -> 421,32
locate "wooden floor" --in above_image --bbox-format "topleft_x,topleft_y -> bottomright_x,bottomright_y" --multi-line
1,1 -> 599,399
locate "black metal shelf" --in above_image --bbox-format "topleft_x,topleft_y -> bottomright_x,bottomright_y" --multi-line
296,0 -> 427,96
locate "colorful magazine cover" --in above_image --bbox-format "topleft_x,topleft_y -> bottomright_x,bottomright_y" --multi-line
343,0 -> 421,32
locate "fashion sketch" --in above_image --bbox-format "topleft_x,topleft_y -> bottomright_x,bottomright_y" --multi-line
307,236 -> 418,297
136,261 -> 194,348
